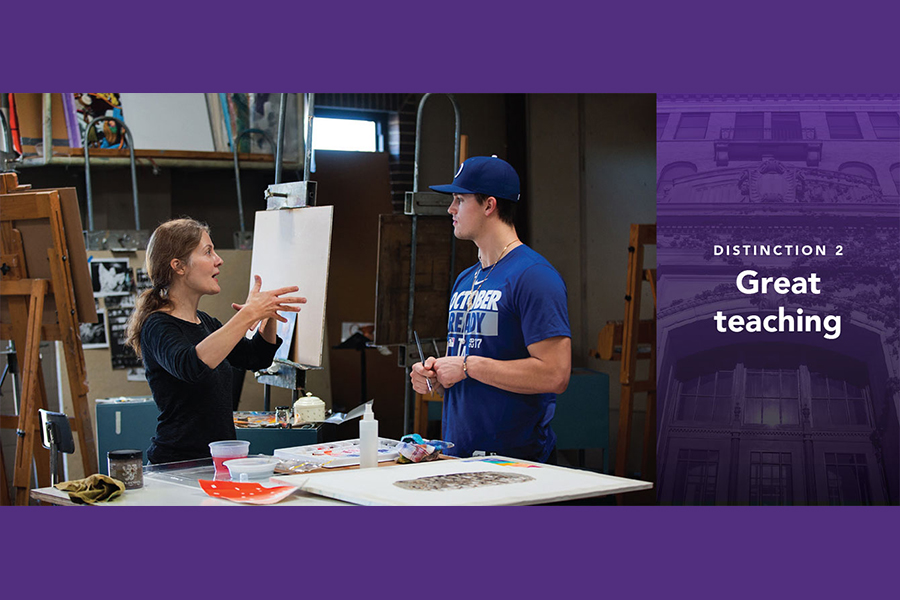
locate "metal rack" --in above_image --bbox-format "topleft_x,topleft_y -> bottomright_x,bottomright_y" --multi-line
16,94 -> 305,171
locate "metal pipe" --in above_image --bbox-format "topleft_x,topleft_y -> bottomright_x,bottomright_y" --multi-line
413,94 -> 461,192
303,93 -> 315,184
231,128 -> 276,232
84,116 -> 139,231
403,94 -> 462,434
22,156 -> 300,170
0,110 -> 13,153
42,93 -> 52,166
274,93 -> 287,185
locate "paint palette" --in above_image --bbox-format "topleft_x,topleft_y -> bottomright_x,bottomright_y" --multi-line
274,438 -> 401,468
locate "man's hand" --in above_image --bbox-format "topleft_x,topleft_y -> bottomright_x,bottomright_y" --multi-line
432,355 -> 467,389
410,357 -> 442,395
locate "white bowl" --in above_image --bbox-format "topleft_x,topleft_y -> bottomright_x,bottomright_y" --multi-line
224,457 -> 278,480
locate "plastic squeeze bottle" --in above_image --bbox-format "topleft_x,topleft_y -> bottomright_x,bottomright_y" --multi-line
359,402 -> 378,469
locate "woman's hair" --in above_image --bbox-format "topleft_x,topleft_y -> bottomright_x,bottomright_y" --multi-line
125,218 -> 210,358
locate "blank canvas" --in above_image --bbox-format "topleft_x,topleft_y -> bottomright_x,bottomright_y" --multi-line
249,206 -> 333,367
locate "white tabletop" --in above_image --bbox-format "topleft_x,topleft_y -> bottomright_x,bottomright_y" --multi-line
31,469 -> 350,507
33,456 -> 652,506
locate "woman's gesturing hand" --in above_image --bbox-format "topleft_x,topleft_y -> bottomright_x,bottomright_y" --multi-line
231,275 -> 307,329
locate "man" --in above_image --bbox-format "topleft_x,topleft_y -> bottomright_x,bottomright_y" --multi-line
410,156 -> 571,463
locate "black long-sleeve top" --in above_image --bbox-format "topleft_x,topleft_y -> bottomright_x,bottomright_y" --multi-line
141,311 -> 280,464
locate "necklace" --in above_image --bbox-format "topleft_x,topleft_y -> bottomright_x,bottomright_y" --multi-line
465,239 -> 518,312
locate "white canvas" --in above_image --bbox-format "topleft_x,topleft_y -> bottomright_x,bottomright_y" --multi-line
119,93 -> 215,152
248,206 -> 333,367
271,456 -> 652,506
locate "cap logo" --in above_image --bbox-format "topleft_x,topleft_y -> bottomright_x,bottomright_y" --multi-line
454,162 -> 464,178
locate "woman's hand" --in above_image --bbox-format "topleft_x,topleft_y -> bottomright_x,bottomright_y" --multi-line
231,275 -> 307,331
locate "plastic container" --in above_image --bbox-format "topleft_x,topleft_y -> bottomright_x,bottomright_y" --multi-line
108,449 -> 143,489
224,457 -> 278,480
358,403 -> 378,469
293,392 -> 326,424
209,440 -> 250,473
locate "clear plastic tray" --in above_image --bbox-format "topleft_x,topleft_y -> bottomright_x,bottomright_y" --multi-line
273,438 -> 401,468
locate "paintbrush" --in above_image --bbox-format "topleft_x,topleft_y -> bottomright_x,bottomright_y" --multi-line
414,331 -> 433,392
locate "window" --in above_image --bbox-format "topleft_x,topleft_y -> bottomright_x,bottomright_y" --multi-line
311,108 -> 386,152
733,112 -> 764,140
675,113 -> 710,139
825,453 -> 872,505
869,112 -> 900,139
838,162 -> 877,182
672,449 -> 719,505
749,452 -> 793,505
657,113 -> 669,139
676,371 -> 732,423
771,112 -> 802,140
825,113 -> 862,139
810,373 -> 869,427
743,369 -> 800,426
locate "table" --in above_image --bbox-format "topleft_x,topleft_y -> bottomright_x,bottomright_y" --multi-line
32,456 -> 652,506
31,458 -> 350,506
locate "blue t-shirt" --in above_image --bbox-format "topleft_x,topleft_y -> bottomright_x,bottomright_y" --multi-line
443,244 -> 570,462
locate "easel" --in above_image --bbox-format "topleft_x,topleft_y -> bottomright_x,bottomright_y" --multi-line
591,223 -> 656,480
0,172 -> 98,505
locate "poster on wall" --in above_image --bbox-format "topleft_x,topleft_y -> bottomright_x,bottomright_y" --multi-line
105,295 -> 142,370
655,94 -> 900,506
79,309 -> 108,349
90,259 -> 133,297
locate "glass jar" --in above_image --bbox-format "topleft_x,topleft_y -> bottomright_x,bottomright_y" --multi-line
108,449 -> 143,489
275,406 -> 292,427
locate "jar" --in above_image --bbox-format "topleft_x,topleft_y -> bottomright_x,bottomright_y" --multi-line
293,392 -> 326,424
275,406 -> 292,427
108,449 -> 143,489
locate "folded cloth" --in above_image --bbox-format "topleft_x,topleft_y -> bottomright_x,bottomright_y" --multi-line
55,474 -> 126,504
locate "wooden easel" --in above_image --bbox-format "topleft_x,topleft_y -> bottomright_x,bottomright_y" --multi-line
590,223 -> 656,480
0,172 -> 98,505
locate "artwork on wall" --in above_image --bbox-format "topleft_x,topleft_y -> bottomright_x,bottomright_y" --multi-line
80,309 -> 108,349
90,259 -> 133,297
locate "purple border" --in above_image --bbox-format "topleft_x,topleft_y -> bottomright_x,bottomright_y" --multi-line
5,4 -> 899,597
5,5 -> 900,92
5,507 -> 898,596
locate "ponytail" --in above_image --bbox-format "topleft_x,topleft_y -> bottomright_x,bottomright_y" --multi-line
125,285 -> 172,358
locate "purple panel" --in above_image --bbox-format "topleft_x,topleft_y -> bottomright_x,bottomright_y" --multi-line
657,94 -> 900,506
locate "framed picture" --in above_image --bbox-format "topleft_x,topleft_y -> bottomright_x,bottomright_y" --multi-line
80,309 -> 109,348
90,259 -> 133,297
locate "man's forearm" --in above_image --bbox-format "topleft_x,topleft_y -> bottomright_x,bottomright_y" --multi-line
465,355 -> 569,395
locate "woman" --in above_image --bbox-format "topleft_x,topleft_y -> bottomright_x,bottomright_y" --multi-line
125,218 -> 306,464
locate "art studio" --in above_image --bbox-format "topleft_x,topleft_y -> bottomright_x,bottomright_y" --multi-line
0,93 -> 657,506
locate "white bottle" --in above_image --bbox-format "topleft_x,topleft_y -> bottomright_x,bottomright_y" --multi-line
358,402 -> 378,469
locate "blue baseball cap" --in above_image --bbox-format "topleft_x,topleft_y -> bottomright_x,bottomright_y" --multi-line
429,155 -> 521,202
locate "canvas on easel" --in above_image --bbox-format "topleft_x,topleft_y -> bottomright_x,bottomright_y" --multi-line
248,206 -> 334,367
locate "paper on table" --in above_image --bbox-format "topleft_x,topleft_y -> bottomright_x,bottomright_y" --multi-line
321,399 -> 372,424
